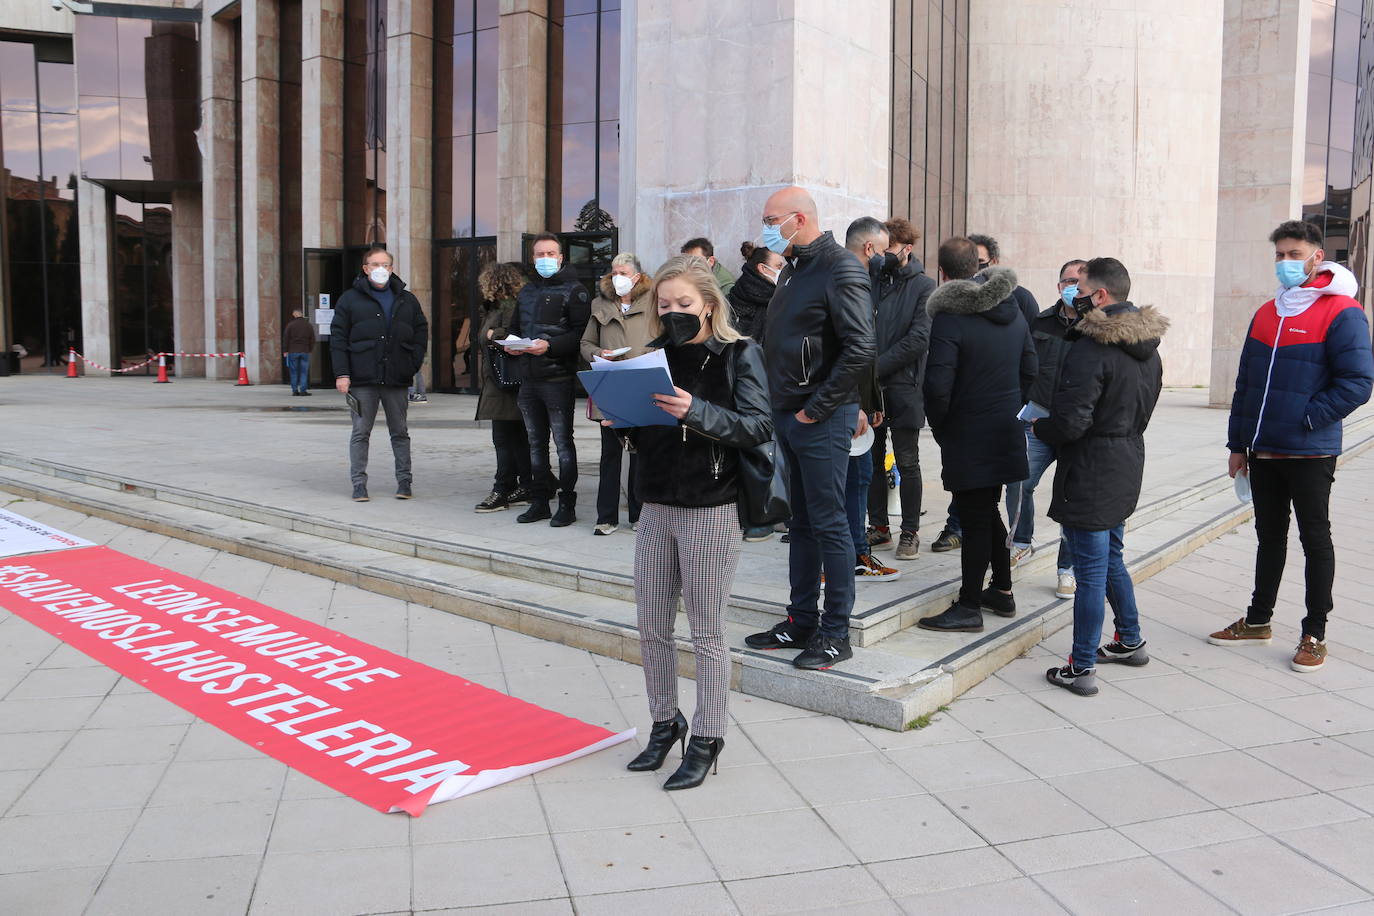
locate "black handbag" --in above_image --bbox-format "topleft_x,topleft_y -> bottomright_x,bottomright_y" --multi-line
737,438 -> 789,528
488,344 -> 521,389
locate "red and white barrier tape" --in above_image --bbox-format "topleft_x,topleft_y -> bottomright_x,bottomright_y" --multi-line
69,352 -> 159,374
158,351 -> 246,359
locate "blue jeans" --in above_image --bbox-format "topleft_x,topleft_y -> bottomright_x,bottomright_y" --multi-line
1062,525 -> 1142,669
285,352 -> 310,393
776,403 -> 859,639
847,449 -> 873,555
1006,422 -> 1072,572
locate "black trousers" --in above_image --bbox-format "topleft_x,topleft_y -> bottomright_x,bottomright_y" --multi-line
517,379 -> 577,500
490,418 -> 532,494
597,424 -> 641,525
867,426 -> 923,533
1245,456 -> 1336,640
951,486 -> 1012,607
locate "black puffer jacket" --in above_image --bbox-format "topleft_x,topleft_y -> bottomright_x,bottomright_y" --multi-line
874,257 -> 936,429
508,265 -> 592,382
923,267 -> 1038,492
1035,302 -> 1168,531
630,337 -> 773,508
727,263 -> 776,339
761,231 -> 875,422
1026,303 -> 1078,409
330,273 -> 429,387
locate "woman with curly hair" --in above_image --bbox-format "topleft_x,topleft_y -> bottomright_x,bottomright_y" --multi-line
473,261 -> 534,513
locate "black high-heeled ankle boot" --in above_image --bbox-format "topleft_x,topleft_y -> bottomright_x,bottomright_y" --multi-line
625,710 -> 688,771
663,736 -> 724,790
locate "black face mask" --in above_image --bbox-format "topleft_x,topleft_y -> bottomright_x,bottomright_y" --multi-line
1072,292 -> 1097,313
658,312 -> 702,348
977,260 -> 990,272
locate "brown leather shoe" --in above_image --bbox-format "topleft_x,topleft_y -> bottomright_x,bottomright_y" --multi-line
1207,617 -> 1272,646
1291,635 -> 1328,673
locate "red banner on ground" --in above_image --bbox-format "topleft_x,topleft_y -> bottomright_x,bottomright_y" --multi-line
0,547 -> 632,815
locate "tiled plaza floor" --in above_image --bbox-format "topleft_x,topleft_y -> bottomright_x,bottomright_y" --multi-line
2,453 -> 1374,915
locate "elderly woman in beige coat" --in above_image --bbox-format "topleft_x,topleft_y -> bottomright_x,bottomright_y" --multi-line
580,252 -> 655,534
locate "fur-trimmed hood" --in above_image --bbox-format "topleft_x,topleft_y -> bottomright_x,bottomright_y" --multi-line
598,271 -> 652,304
1073,302 -> 1169,361
927,266 -> 1019,324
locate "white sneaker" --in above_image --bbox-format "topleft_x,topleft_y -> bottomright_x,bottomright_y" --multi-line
1056,572 -> 1076,599
593,523 -> 618,536
1010,544 -> 1035,568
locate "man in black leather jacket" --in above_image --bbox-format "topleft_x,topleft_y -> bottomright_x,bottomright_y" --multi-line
332,246 -> 429,502
504,233 -> 592,527
744,187 -> 876,671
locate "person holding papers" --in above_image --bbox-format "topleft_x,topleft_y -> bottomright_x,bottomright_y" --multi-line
581,253 -> 655,535
618,255 -> 771,790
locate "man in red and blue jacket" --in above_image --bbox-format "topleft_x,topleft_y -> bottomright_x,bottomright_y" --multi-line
1211,220 -> 1373,672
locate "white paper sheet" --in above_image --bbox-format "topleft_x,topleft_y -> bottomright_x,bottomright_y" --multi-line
0,508 -> 94,559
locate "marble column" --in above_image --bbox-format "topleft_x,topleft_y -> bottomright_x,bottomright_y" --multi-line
202,13 -> 240,380
622,2 -> 890,277
303,0 -> 345,250
967,0 -> 1224,387
241,0 -> 283,384
171,190 -> 206,377
76,179 -> 114,377
386,0 -> 433,386
497,0 -> 548,260
1209,0 -> 1313,405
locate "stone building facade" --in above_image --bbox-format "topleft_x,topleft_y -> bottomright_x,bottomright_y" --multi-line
1,0 -> 1371,394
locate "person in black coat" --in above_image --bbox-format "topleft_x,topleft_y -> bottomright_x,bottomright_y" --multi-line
727,241 -> 786,342
331,246 -> 430,502
917,238 -> 1036,634
503,233 -> 592,527
1036,258 -> 1167,697
866,217 -> 936,559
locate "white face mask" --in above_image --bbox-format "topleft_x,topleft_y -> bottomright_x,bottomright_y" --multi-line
368,266 -> 390,286
611,274 -> 636,297
760,265 -> 781,285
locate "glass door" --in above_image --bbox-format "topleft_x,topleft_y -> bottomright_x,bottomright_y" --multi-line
433,237 -> 496,392
303,248 -> 347,387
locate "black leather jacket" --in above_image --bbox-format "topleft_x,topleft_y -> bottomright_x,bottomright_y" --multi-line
761,231 -> 875,421
508,266 -> 592,382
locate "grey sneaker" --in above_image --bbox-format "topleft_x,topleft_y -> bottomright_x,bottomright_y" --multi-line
351,485 -> 369,502
1097,637 -> 1150,666
1046,663 -> 1099,696
895,530 -> 920,560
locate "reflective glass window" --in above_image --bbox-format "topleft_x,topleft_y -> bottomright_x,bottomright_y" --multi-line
1313,1 -> 1336,76
38,61 -> 76,114
0,41 -> 37,110
548,1 -> 620,232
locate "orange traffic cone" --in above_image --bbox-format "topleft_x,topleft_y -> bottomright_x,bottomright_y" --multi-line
236,353 -> 251,386
66,348 -> 78,378
154,353 -> 170,383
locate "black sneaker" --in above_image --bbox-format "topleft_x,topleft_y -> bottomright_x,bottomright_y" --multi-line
744,618 -> 815,651
978,587 -> 1016,618
507,486 -> 532,506
931,529 -> 962,552
351,485 -> 369,502
1097,636 -> 1150,667
793,633 -> 853,670
1046,662 -> 1099,696
916,602 -> 984,632
395,482 -> 413,500
475,490 -> 512,513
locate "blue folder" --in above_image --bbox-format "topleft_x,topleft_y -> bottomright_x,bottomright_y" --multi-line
577,367 -> 679,428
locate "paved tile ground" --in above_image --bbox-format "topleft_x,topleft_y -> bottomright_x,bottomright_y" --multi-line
2,453 -> 1374,913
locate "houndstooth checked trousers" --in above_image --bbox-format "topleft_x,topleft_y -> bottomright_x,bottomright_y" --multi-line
633,501 -> 741,739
